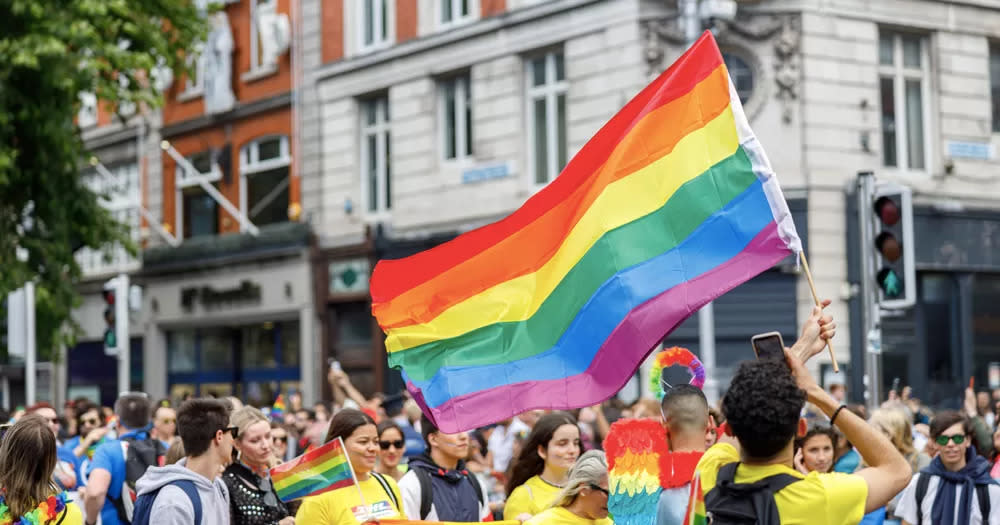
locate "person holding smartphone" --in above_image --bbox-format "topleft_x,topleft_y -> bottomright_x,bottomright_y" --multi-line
685,301 -> 913,525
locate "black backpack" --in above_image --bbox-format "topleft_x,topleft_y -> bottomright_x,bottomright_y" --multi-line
412,466 -> 484,520
704,462 -> 803,524
914,472 -> 991,525
114,435 -> 167,523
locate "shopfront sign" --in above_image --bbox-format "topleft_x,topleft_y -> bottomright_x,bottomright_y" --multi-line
181,280 -> 262,310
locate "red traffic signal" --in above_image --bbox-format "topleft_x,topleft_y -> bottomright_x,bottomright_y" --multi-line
874,196 -> 900,226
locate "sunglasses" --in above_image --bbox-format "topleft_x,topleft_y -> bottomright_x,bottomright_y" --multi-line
223,426 -> 240,439
379,440 -> 405,450
273,436 -> 288,444
81,418 -> 101,426
589,484 -> 610,497
936,434 -> 966,446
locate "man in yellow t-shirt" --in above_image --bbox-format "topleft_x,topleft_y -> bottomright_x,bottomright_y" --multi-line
685,303 -> 913,524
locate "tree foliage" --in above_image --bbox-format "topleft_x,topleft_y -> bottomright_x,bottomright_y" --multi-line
0,0 -> 208,360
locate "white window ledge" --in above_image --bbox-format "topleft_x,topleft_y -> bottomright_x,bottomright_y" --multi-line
178,88 -> 204,103
241,64 -> 279,84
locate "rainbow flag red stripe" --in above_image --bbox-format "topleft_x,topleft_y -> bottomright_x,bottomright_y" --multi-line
685,472 -> 707,525
270,437 -> 355,501
372,32 -> 801,433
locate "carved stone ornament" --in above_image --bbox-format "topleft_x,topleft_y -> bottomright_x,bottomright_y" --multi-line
257,0 -> 291,68
771,16 -> 801,124
203,11 -> 236,115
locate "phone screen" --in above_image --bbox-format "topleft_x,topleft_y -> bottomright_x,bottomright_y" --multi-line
753,335 -> 785,361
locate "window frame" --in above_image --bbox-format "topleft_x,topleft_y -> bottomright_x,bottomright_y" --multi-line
248,0 -> 280,75
360,96 -> 392,218
437,0 -> 478,29
438,72 -> 473,161
77,163 -> 141,275
239,135 -> 292,226
878,30 -> 933,175
525,49 -> 568,187
174,151 -> 223,240
990,42 -> 1000,134
181,43 -> 206,99
357,0 -> 391,53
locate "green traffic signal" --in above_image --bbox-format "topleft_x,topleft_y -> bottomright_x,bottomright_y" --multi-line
877,268 -> 903,298
104,328 -> 117,349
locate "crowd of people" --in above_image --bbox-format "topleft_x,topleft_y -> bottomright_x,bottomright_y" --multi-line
1,303 -> 1000,524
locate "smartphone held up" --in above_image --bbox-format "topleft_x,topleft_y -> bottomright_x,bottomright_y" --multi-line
751,331 -> 786,363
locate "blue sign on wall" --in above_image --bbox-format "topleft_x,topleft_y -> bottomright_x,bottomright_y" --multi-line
947,141 -> 994,161
462,161 -> 514,184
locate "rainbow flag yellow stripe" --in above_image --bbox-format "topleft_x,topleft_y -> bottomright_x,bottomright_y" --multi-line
270,437 -> 355,501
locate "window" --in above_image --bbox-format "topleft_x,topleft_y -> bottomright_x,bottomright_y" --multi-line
722,53 -> 754,105
879,31 -> 931,171
439,0 -> 475,27
991,44 -> 999,133
175,151 -> 221,239
527,50 -> 567,185
440,73 -> 473,160
358,0 -> 390,51
361,96 -> 391,214
241,136 -> 291,227
183,43 -> 205,96
78,92 -> 98,128
77,163 -> 141,275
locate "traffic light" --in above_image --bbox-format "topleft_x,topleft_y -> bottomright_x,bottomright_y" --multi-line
103,276 -> 128,355
103,285 -> 117,351
871,183 -> 915,309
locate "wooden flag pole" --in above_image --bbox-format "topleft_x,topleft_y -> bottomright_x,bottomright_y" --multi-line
338,436 -> 371,518
799,251 -> 839,372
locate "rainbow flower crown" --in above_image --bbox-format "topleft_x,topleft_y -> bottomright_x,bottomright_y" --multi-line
649,346 -> 706,400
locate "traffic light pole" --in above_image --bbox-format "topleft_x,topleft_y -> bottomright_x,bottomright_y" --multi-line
116,274 -> 130,395
857,172 -> 883,411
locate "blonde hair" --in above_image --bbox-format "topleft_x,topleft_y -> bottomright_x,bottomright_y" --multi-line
165,436 -> 186,465
0,415 -> 59,518
870,408 -> 917,469
230,406 -> 269,441
553,450 -> 608,508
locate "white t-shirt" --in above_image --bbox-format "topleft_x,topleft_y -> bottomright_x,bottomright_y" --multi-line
895,474 -> 1000,525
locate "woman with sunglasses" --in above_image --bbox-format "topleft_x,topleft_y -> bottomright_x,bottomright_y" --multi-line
223,406 -> 294,525
504,412 -> 581,522
296,409 -> 405,524
271,422 -> 291,462
524,450 -> 611,525
0,414 -> 83,524
375,421 -> 407,481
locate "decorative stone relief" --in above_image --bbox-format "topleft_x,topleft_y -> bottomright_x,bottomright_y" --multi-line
203,11 -> 236,115
771,16 -> 801,124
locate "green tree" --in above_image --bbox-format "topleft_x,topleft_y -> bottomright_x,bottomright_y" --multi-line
0,0 -> 208,360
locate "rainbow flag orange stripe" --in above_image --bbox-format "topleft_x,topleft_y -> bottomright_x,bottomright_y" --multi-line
372,32 -> 801,433
270,437 -> 355,501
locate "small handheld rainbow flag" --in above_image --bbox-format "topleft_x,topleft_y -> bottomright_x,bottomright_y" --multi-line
270,437 -> 356,501
271,394 -> 286,421
685,472 -> 707,525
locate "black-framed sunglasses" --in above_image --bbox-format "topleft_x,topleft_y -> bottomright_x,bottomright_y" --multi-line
272,435 -> 288,444
223,426 -> 240,439
0,423 -> 11,442
589,484 -> 609,497
379,440 -> 405,450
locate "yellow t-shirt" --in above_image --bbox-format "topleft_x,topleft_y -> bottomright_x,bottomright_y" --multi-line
524,506 -> 614,525
296,473 -> 405,525
687,443 -> 868,525
504,475 -> 564,521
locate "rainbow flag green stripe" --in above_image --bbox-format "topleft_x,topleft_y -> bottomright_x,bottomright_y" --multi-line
270,437 -> 355,502
391,148 -> 756,381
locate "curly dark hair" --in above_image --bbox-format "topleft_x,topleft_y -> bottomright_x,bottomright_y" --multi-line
722,359 -> 805,459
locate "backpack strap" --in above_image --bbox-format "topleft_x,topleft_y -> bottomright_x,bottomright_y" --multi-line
171,479 -> 203,525
411,467 -> 434,520
915,473 -> 930,525
370,472 -> 401,514
712,462 -> 802,523
977,483 -> 991,524
466,471 -> 484,506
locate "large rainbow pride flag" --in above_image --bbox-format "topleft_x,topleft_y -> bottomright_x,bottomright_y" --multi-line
370,32 -> 801,433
